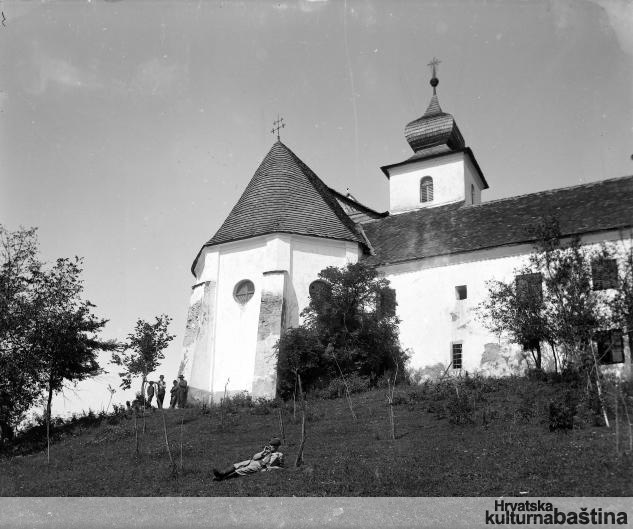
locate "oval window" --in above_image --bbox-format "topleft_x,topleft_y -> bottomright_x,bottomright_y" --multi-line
309,280 -> 331,299
234,280 -> 255,304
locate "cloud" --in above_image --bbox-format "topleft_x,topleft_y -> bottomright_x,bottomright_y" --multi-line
299,0 -> 329,13
590,0 -> 633,56
22,47 -> 101,95
129,57 -> 188,97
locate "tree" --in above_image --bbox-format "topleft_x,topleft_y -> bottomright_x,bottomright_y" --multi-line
275,327 -> 327,399
0,225 -> 43,440
30,257 -> 117,460
479,268 -> 552,370
610,242 -> 633,357
112,315 -> 175,401
276,261 -> 407,397
0,225 -> 116,448
479,218 -> 608,371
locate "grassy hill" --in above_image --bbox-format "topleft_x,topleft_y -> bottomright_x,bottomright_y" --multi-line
1,375 -> 631,496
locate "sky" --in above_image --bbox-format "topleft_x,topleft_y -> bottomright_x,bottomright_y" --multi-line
1,0 -> 632,417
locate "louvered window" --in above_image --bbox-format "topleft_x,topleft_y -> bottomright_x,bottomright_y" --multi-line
592,258 -> 618,290
420,176 -> 433,203
595,330 -> 624,364
234,280 -> 255,304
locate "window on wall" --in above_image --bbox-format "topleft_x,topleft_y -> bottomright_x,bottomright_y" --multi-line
515,273 -> 543,305
451,343 -> 463,369
592,258 -> 618,290
471,183 -> 475,204
309,279 -> 331,299
420,176 -> 434,203
455,285 -> 467,300
595,330 -> 625,364
233,279 -> 255,304
376,287 -> 397,318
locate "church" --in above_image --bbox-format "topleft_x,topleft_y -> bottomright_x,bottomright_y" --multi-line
178,66 -> 633,403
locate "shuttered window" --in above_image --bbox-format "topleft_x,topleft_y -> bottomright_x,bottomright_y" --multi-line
515,273 -> 543,305
595,330 -> 624,364
592,258 -> 618,290
377,287 -> 397,318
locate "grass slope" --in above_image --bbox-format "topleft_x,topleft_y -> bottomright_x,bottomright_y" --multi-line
1,377 -> 631,496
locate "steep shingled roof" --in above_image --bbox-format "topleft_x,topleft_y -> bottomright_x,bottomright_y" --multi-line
361,175 -> 633,267
192,141 -> 364,272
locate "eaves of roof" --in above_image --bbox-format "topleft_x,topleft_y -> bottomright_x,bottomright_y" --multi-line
380,147 -> 489,190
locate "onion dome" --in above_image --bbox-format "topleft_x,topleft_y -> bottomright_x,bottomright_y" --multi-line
404,72 -> 465,154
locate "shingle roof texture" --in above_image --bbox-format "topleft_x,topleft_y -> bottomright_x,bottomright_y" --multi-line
404,94 -> 465,153
361,176 -> 633,267
203,141 -> 364,248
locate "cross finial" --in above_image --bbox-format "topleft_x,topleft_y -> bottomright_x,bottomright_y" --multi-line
271,115 -> 285,141
427,57 -> 441,94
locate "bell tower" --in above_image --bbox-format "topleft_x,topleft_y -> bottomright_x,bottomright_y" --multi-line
381,58 -> 488,214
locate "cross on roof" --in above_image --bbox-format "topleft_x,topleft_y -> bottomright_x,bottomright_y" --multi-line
427,57 -> 441,79
271,116 -> 285,141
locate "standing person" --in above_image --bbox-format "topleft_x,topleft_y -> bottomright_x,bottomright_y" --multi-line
156,375 -> 167,409
177,375 -> 188,408
146,381 -> 155,408
169,380 -> 178,409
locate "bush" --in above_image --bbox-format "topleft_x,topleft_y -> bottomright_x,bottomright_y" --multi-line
548,391 -> 577,431
314,374 -> 371,399
446,390 -> 474,425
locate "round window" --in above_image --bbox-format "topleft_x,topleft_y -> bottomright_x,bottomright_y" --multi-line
234,280 -> 255,304
309,280 -> 330,299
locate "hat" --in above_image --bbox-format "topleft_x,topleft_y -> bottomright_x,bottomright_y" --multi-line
178,375 -> 184,378
269,436 -> 281,447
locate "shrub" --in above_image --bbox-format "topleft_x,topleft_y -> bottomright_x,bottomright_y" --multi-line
548,391 -> 577,431
446,390 -> 474,425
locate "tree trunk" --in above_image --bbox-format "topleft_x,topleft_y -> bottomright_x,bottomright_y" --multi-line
0,420 -> 14,442
46,376 -> 54,465
550,342 -> 559,374
535,343 -> 542,371
141,376 -> 147,408
294,374 -> 306,468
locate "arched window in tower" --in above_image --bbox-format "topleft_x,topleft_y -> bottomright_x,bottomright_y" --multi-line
420,176 -> 434,203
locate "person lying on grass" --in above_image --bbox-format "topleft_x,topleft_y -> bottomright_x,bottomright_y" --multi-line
212,436 -> 284,481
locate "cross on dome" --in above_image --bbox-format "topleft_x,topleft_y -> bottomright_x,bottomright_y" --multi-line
427,57 -> 441,94
271,115 -> 285,141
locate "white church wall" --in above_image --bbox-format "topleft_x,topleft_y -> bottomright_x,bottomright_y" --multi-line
212,237 -> 269,394
382,230 -> 633,377
187,233 -> 361,398
290,235 -> 360,323
463,156 -> 484,205
388,152 -> 467,213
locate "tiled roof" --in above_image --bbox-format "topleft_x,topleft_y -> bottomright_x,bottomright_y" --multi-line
328,187 -> 386,224
194,141 -> 364,270
361,175 -> 633,267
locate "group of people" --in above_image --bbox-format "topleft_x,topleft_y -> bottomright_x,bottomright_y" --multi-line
145,374 -> 188,409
